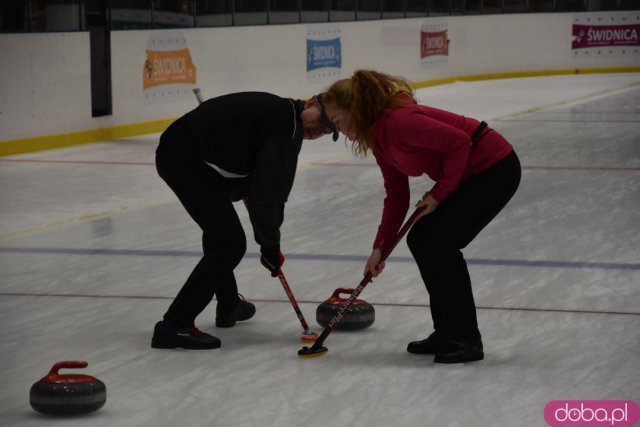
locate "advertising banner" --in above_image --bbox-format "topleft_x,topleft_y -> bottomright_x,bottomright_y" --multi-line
307,26 -> 342,84
143,31 -> 196,103
571,12 -> 639,59
421,19 -> 449,69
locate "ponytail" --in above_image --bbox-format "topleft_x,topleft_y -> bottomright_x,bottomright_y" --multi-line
325,70 -> 415,157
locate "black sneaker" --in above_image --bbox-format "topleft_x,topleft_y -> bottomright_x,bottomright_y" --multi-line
151,321 -> 221,350
216,294 -> 256,328
407,332 -> 443,355
434,338 -> 484,364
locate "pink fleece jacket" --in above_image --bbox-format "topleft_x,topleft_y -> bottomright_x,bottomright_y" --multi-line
370,103 -> 513,250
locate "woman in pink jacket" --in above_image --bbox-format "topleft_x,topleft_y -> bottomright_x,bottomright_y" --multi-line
321,70 -> 521,363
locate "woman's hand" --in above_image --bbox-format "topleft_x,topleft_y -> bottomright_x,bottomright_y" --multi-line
415,192 -> 439,220
365,248 -> 385,278
365,193 -> 438,279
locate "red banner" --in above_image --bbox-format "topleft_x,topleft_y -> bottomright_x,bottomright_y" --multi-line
572,24 -> 639,49
421,30 -> 449,58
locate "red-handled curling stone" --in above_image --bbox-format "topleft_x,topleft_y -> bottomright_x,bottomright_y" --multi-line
316,288 -> 375,330
30,361 -> 106,416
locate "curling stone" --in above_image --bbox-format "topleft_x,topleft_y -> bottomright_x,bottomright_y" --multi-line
316,288 -> 375,330
30,361 -> 106,416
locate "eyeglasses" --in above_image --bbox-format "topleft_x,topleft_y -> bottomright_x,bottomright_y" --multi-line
313,93 -> 339,141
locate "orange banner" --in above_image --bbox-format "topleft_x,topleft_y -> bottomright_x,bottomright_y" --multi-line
143,48 -> 196,89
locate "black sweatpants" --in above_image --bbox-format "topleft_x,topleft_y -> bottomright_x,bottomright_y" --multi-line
406,150 -> 521,341
156,150 -> 246,326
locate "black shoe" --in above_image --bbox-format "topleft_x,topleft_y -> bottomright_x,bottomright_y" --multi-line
434,338 -> 484,364
216,294 -> 256,328
151,321 -> 221,350
407,332 -> 443,355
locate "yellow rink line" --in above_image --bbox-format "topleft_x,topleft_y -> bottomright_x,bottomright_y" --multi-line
412,67 -> 640,89
0,118 -> 175,157
2,67 -> 639,158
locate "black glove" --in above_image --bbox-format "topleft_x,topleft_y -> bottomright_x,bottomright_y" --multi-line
260,246 -> 285,277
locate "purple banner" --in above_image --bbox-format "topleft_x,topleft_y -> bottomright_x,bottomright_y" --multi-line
572,24 -> 640,49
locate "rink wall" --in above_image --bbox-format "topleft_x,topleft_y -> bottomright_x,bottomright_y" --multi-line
1,11 -> 639,156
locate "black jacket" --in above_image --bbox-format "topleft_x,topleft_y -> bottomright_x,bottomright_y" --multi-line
159,92 -> 305,249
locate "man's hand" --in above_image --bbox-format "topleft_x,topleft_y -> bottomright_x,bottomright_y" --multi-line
260,246 -> 285,277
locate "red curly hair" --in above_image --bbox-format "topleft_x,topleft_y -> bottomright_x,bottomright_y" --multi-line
323,70 -> 415,157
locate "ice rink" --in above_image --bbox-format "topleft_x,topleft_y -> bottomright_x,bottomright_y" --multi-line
1,73 -> 639,426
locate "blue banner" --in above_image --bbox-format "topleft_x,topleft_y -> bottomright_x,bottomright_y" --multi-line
306,38 -> 342,71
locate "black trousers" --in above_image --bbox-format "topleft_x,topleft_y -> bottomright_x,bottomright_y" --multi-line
156,150 -> 246,326
406,150 -> 521,341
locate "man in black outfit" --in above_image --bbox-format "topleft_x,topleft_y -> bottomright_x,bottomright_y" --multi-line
151,92 -> 338,350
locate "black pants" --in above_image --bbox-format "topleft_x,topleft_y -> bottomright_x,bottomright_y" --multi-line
156,149 -> 246,326
406,150 -> 521,341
